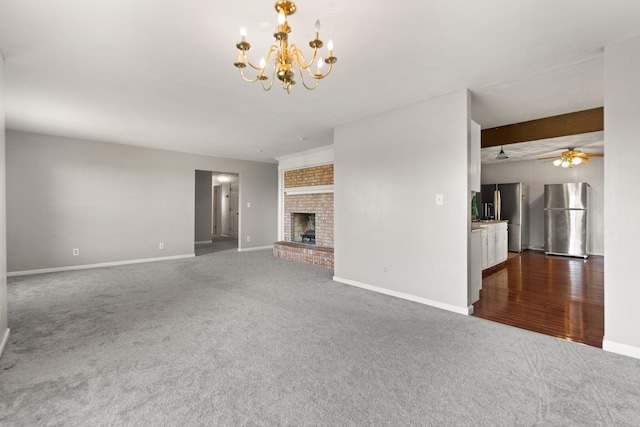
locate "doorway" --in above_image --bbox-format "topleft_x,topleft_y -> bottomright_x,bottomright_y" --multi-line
194,170 -> 239,255
472,137 -> 605,348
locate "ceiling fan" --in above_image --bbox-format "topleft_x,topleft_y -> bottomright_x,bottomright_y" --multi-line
538,147 -> 604,168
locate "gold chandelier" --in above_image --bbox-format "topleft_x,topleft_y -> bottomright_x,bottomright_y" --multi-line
233,0 -> 337,93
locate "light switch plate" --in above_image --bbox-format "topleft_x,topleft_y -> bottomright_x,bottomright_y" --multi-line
436,194 -> 444,205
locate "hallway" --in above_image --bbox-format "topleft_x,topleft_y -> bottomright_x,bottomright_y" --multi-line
472,251 -> 604,348
194,235 -> 238,256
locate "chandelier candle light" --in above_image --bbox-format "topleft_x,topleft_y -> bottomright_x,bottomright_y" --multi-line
234,0 -> 337,93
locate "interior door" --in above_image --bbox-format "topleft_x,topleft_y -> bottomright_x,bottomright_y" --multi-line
228,180 -> 239,239
212,185 -> 221,235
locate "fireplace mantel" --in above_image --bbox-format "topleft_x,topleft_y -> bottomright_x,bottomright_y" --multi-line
283,184 -> 334,196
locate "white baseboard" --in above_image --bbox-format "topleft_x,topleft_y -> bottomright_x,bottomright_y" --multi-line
527,246 -> 604,257
333,276 -> 471,316
238,245 -> 273,252
603,339 -> 640,360
0,328 -> 10,359
7,254 -> 196,277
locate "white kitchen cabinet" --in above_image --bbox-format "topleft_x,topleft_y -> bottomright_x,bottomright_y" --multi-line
479,221 -> 508,270
495,225 -> 508,265
487,228 -> 497,266
481,230 -> 489,268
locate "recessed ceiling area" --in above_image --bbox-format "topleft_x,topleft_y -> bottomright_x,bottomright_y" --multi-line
1,1 -> 638,162
481,131 -> 604,165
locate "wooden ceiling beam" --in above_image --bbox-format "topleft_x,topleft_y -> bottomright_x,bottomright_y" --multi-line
481,107 -> 603,148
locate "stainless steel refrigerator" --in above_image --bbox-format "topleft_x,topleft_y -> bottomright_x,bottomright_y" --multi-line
480,182 -> 528,253
544,183 -> 589,259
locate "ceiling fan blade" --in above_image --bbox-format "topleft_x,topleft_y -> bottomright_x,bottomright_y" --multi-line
584,153 -> 604,157
537,156 -> 562,160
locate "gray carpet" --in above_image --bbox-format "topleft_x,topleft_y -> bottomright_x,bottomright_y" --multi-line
1,249 -> 640,426
195,236 -> 238,256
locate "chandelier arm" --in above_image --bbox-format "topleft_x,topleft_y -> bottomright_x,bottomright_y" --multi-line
242,53 -> 263,71
289,44 -> 317,69
266,44 -> 280,63
243,45 -> 279,70
296,63 -> 320,90
301,60 -> 334,80
300,77 -> 320,90
260,61 -> 278,91
319,61 -> 334,79
239,67 -> 266,83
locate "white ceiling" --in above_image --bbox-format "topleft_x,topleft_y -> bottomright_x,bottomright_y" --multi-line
1,1 -> 638,163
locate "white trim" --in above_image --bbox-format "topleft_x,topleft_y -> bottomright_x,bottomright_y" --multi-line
276,145 -> 334,164
527,246 -> 604,257
279,160 -> 334,173
603,339 -> 640,360
333,276 -> 472,316
195,240 -> 212,244
284,185 -> 334,195
7,254 -> 196,277
0,328 -> 10,359
238,245 -> 273,252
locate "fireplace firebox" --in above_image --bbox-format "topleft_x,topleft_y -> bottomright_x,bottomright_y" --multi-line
292,213 -> 315,245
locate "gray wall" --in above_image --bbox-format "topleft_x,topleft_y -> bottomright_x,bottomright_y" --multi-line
194,170 -> 212,242
604,35 -> 640,355
0,53 -> 8,354
334,90 -> 471,313
6,130 -> 278,273
482,157 -> 604,255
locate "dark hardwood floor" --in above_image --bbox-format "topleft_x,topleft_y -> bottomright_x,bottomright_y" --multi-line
472,251 -> 604,348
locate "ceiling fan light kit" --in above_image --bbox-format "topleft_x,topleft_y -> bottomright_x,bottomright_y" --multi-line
234,0 -> 337,94
540,147 -> 603,168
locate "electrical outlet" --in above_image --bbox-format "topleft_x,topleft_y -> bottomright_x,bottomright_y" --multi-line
159,243 -> 164,249
247,202 -> 251,208
73,248 -> 80,256
384,266 -> 388,273
246,236 -> 251,242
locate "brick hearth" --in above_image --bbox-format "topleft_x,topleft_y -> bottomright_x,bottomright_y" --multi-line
273,241 -> 334,269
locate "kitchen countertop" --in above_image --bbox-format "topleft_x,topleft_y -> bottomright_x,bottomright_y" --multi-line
471,219 -> 508,232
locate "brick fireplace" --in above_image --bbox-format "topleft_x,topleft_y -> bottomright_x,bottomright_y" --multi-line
283,194 -> 333,247
273,164 -> 334,269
